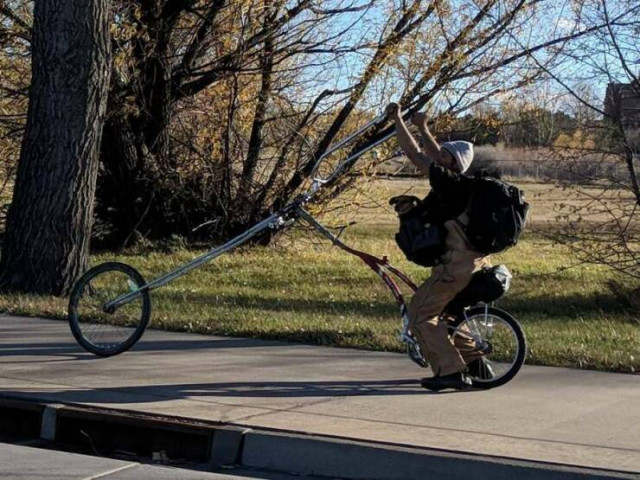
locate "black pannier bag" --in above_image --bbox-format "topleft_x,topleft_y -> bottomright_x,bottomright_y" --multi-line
394,193 -> 447,267
444,265 -> 512,316
464,174 -> 530,254
395,216 -> 446,267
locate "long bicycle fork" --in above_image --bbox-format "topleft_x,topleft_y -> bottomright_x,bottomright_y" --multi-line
100,203 -> 427,365
104,208 -> 295,312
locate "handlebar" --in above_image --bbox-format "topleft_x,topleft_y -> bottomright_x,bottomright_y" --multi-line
309,110 -> 402,188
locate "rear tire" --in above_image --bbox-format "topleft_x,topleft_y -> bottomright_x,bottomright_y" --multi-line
449,306 -> 526,389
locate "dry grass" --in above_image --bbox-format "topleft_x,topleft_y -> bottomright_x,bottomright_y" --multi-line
0,178 -> 638,372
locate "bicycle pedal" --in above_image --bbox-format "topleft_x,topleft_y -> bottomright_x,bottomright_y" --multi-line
477,340 -> 493,355
407,344 -> 428,368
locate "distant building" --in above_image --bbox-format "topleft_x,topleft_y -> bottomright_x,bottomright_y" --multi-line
605,81 -> 640,146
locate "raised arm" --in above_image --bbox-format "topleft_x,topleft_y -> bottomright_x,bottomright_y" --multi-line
385,103 -> 432,176
411,111 -> 463,173
412,112 -> 442,161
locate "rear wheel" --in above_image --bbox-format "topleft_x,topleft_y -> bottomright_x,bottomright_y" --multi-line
449,306 -> 526,389
68,262 -> 151,357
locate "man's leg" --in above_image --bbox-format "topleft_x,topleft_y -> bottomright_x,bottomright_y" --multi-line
447,252 -> 492,365
408,251 -> 478,377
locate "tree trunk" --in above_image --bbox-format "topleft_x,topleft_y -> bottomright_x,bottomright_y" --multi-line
93,3 -> 174,249
95,113 -> 151,249
0,0 -> 112,295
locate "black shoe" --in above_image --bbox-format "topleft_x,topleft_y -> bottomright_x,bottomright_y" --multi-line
466,358 -> 495,380
421,371 -> 472,391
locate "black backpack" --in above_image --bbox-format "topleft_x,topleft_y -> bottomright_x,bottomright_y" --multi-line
463,174 -> 530,254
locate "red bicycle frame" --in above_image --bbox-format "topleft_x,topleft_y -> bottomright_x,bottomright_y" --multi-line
298,209 -> 420,348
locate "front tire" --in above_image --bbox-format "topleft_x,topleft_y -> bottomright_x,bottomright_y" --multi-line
68,262 -> 151,357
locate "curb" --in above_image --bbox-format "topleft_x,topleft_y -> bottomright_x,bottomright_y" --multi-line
0,396 -> 636,480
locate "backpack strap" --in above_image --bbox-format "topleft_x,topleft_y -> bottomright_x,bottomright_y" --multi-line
455,174 -> 476,229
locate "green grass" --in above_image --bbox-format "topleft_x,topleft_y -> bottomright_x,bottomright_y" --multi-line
0,179 -> 638,373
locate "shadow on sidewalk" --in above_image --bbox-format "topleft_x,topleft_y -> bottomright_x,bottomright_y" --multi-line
0,336 -> 291,361
3,378 -> 458,405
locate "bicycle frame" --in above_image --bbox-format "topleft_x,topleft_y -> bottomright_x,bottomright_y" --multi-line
104,111 -> 409,319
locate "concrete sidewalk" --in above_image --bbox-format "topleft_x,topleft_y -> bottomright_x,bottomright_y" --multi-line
1,315 -> 639,477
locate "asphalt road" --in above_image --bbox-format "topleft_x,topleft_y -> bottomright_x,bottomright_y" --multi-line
0,442 -> 323,480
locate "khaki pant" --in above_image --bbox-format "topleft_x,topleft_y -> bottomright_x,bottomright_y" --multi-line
407,219 -> 489,376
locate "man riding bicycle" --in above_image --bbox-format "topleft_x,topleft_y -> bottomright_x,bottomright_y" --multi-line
386,102 -> 492,391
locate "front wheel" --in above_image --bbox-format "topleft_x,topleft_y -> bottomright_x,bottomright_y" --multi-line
449,306 -> 526,389
68,262 -> 151,357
